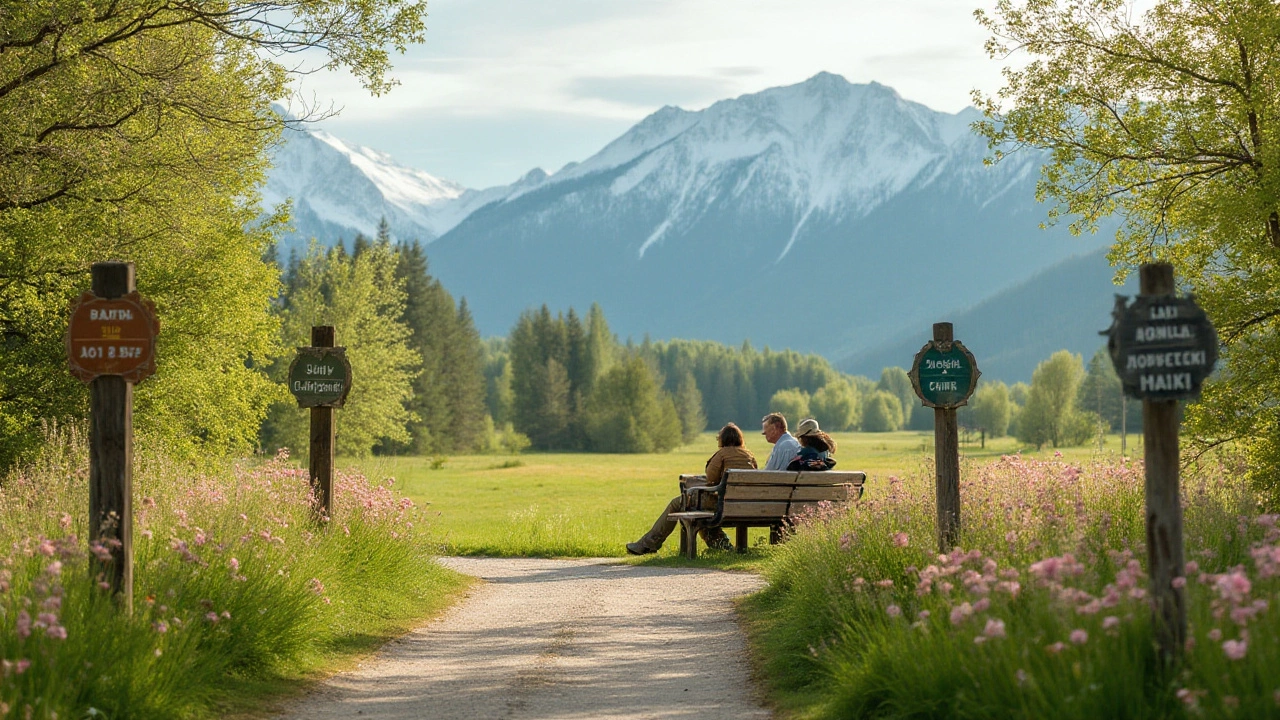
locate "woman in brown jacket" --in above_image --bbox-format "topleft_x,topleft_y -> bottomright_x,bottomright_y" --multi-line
626,423 -> 757,555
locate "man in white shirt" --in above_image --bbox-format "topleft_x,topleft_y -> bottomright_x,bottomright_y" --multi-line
761,413 -> 800,471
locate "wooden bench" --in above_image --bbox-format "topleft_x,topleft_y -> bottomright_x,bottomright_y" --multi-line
669,469 -> 866,559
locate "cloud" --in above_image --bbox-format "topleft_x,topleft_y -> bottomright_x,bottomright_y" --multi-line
564,74 -> 738,109
864,46 -> 976,72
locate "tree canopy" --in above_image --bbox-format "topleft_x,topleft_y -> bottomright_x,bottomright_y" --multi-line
977,0 -> 1280,485
0,0 -> 426,468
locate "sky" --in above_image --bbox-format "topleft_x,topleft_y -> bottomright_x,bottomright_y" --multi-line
293,0 -> 1006,189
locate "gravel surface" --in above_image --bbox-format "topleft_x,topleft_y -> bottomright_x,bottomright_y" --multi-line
276,557 -> 771,720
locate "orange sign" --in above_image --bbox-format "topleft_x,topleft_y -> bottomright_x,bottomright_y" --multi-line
66,292 -> 160,383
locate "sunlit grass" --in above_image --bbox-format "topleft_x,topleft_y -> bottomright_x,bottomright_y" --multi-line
349,430 -> 1144,559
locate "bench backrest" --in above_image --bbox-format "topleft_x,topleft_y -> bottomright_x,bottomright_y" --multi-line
718,469 -> 865,521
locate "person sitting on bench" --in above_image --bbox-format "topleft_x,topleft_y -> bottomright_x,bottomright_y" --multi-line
788,418 -> 837,471
626,423 -> 756,555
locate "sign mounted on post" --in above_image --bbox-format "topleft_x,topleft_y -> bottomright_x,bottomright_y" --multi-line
66,291 -> 159,384
287,346 -> 352,408
1105,293 -> 1217,400
909,339 -> 980,408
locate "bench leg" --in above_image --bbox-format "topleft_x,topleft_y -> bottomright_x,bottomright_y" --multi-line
769,525 -> 782,545
735,526 -> 748,553
678,524 -> 688,556
684,520 -> 698,560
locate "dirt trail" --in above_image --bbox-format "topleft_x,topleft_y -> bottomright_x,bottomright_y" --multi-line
276,557 -> 771,719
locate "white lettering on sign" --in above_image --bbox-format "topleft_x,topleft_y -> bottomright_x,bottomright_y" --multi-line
1134,325 -> 1194,342
292,380 -> 345,394
89,308 -> 134,321
305,363 -> 336,376
1149,305 -> 1179,320
1125,351 -> 1208,370
1139,373 -> 1192,393
925,358 -> 962,370
928,381 -> 958,392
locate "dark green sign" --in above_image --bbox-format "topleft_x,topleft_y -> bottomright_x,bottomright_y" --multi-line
909,341 -> 980,408
287,347 -> 352,408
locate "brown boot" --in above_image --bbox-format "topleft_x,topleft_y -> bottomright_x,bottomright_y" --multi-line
626,541 -> 656,555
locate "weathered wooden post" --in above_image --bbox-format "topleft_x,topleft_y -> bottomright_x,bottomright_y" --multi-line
287,326 -> 351,520
66,261 -> 160,610
909,322 -> 980,554
1104,262 -> 1217,661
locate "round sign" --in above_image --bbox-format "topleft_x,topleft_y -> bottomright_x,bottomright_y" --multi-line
287,347 -> 352,408
909,340 -> 980,408
66,292 -> 160,384
1106,294 -> 1217,400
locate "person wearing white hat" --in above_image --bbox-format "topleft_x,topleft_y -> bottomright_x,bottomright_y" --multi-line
789,418 -> 837,471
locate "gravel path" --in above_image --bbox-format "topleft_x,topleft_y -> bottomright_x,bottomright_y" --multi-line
276,557 -> 771,720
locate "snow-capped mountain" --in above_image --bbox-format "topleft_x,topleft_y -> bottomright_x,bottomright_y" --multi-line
263,123 -> 545,256
423,72 -> 1109,366
266,73 -> 1118,377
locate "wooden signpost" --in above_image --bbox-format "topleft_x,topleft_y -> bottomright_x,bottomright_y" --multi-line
909,322 -> 980,554
66,262 -> 160,610
287,326 -> 352,520
1104,262 -> 1217,661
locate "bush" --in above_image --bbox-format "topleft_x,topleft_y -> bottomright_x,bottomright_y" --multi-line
768,389 -> 811,427
0,432 -> 464,718
746,453 -> 1279,718
861,391 -> 903,432
582,356 -> 681,453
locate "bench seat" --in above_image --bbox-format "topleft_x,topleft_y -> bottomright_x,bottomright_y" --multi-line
669,469 -> 865,559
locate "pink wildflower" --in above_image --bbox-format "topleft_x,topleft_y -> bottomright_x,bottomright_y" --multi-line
839,532 -> 853,551
1015,669 -> 1028,686
886,605 -> 902,618
14,659 -> 29,674
1069,629 -> 1088,645
917,610 -> 931,621
1177,688 -> 1204,708
1102,616 -> 1120,632
37,539 -> 55,556
950,602 -> 973,625
309,578 -> 325,595
892,532 -> 909,548
875,579 -> 894,589
1185,561 -> 1199,574
45,561 -> 62,576
973,635 -> 987,645
205,612 -> 220,623
1208,628 -> 1222,642
45,625 -> 67,640
1223,638 -> 1248,660
229,557 -> 240,572
1044,642 -> 1065,655
15,610 -> 31,639
153,621 -> 168,633
1171,577 -> 1186,589
983,618 -> 1006,639
972,597 -> 990,613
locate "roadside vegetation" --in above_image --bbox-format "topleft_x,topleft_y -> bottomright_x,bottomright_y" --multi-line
0,432 -> 468,719
742,452 -> 1280,718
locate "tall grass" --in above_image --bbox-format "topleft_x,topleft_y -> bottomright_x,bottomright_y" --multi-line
0,431 -> 467,719
746,452 -> 1280,719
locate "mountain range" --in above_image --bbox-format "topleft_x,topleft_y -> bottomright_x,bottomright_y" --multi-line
264,73 -> 1125,382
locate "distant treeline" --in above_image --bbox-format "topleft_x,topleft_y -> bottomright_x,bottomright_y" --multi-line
255,227 -> 1140,456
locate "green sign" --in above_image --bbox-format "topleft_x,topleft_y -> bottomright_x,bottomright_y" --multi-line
287,347 -> 352,408
909,341 -> 980,408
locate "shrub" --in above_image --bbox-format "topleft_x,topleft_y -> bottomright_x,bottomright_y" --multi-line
749,453 -> 1280,718
0,433 -> 461,718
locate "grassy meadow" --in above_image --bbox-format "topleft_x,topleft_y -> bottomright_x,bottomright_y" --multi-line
350,429 -> 1144,560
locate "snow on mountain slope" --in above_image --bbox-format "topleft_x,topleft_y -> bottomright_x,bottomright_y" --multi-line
507,72 -> 1039,261
263,124 -> 543,255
